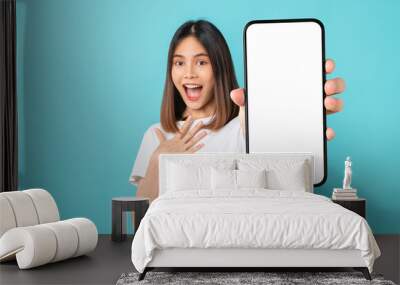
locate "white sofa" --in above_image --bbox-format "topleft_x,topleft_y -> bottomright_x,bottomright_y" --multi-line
0,189 -> 98,269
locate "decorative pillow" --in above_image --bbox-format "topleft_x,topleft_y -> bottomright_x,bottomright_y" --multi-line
166,159 -> 236,192
211,168 -> 236,190
237,159 -> 311,192
211,168 -> 268,190
236,169 -> 267,189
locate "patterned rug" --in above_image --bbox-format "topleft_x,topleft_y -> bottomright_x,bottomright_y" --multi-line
116,271 -> 396,285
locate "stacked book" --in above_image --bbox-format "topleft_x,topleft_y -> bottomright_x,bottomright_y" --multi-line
332,188 -> 358,200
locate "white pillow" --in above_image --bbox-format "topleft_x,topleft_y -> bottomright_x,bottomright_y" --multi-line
266,163 -> 308,191
166,159 -> 235,192
211,168 -> 267,190
237,159 -> 311,192
211,168 -> 236,190
167,162 -> 210,191
236,169 -> 267,189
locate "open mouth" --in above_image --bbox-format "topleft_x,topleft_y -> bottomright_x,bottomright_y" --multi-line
183,84 -> 203,102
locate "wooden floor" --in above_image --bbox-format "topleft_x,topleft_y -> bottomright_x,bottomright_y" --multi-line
0,235 -> 398,285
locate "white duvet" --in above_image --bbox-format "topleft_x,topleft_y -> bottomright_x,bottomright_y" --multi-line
131,190 -> 380,273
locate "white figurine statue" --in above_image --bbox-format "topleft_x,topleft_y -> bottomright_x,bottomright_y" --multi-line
342,156 -> 352,190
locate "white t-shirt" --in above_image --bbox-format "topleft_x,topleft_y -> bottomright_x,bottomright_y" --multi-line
129,115 -> 245,185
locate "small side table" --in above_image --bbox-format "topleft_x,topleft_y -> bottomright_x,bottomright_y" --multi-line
332,198 -> 366,218
112,197 -> 149,242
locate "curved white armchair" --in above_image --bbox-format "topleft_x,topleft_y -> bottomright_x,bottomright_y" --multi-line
0,189 -> 98,269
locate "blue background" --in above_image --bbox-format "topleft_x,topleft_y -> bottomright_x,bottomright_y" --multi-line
16,0 -> 400,234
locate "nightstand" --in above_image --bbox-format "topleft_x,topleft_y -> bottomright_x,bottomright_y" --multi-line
111,197 -> 150,242
332,198 -> 366,218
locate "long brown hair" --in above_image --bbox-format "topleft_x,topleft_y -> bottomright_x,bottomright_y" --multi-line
160,20 -> 239,133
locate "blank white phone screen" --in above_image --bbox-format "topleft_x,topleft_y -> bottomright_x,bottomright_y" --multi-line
245,20 -> 326,185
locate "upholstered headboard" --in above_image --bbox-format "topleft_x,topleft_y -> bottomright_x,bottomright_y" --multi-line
159,152 -> 314,195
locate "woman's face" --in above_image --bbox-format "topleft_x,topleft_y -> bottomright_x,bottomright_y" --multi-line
171,36 -> 216,118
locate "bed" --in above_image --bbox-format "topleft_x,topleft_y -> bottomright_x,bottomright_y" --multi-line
131,153 -> 380,281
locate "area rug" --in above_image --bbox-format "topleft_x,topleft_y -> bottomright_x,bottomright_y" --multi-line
116,271 -> 396,285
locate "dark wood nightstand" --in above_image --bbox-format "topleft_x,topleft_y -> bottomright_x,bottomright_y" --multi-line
111,197 -> 150,242
332,198 -> 366,218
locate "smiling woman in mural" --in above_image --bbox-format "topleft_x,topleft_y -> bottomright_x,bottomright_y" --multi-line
129,20 -> 345,201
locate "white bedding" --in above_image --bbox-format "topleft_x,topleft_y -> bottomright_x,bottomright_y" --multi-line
131,190 -> 380,273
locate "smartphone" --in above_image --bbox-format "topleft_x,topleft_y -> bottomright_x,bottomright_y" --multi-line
244,19 -> 327,186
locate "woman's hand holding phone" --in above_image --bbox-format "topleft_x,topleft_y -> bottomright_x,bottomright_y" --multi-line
153,116 -> 207,157
230,59 -> 345,141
